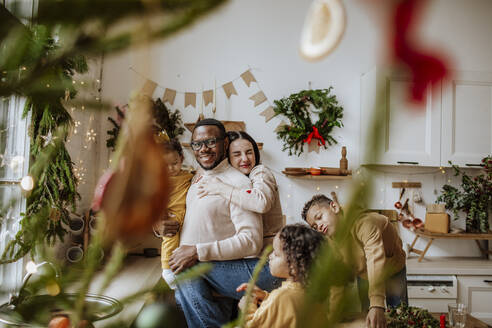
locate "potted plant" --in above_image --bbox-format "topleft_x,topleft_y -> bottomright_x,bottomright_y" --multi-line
436,155 -> 492,233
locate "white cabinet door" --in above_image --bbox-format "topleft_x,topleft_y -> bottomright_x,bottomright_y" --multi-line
441,71 -> 492,167
361,68 -> 441,166
457,275 -> 492,325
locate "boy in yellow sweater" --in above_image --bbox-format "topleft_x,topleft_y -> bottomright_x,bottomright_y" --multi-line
302,193 -> 407,328
157,139 -> 193,288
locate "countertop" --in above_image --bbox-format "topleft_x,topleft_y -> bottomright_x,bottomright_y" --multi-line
91,255 -> 163,327
407,256 -> 492,275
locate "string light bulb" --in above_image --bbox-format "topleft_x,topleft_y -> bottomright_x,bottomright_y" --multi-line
26,261 -> 37,274
20,175 -> 34,191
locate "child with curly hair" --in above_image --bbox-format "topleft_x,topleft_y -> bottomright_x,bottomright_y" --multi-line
236,224 -> 325,328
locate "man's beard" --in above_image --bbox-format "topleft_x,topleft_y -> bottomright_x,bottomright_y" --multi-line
197,151 -> 225,170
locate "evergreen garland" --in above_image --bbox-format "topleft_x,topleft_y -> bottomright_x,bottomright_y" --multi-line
386,303 -> 440,328
0,25 -> 87,264
106,98 -> 184,151
273,88 -> 344,156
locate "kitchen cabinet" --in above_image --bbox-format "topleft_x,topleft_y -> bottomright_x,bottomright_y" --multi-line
457,275 -> 492,325
441,71 -> 492,167
360,68 -> 492,167
407,257 -> 492,325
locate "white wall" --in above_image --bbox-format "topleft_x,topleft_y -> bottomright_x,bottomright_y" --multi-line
99,0 -> 492,257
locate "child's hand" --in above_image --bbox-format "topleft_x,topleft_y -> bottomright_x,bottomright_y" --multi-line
236,283 -> 267,302
162,220 -> 180,237
197,177 -> 231,199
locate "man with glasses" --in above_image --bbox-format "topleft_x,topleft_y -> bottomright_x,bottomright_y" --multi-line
164,119 -> 279,327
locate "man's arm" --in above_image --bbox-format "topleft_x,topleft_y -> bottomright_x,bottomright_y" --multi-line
196,202 -> 263,261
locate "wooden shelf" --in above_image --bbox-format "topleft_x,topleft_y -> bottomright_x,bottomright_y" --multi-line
282,172 -> 352,180
183,142 -> 263,150
408,229 -> 492,262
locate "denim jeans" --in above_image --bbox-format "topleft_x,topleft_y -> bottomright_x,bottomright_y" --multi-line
175,258 -> 281,328
358,267 -> 408,310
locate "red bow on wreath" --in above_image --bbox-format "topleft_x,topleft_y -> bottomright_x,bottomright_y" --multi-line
303,126 -> 325,146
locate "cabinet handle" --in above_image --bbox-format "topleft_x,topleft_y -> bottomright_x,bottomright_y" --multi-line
465,163 -> 485,167
397,161 -> 419,165
484,280 -> 492,283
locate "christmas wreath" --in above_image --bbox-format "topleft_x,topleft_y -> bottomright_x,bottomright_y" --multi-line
273,88 -> 343,156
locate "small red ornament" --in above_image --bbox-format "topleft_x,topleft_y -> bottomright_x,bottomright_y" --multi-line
394,201 -> 403,209
440,314 -> 446,328
246,190 -> 252,194
49,316 -> 70,328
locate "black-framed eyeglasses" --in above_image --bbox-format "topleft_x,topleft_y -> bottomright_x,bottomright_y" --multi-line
190,137 -> 224,151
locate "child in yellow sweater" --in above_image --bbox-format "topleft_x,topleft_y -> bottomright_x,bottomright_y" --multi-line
236,224 -> 325,328
158,139 -> 193,288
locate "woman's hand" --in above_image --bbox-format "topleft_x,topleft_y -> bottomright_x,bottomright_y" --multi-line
366,307 -> 386,328
197,177 -> 231,199
236,283 -> 268,303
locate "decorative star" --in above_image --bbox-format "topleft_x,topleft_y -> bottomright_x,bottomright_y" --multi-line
40,131 -> 57,148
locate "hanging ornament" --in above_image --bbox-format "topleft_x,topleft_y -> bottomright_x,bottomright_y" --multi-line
93,94 -> 170,244
299,0 -> 346,61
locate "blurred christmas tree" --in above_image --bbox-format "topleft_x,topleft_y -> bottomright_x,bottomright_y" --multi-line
0,1 -> 226,327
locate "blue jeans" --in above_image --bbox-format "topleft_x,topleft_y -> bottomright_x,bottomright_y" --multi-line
358,267 -> 408,309
175,258 -> 281,328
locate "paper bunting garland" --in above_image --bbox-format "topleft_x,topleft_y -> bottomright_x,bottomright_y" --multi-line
134,68 -> 281,126
241,70 -> 257,87
249,91 -> 267,107
274,121 -> 288,133
308,141 -> 320,153
259,106 -> 275,122
140,80 -> 157,97
203,90 -> 213,105
184,92 -> 196,108
222,82 -> 238,99
163,88 -> 176,105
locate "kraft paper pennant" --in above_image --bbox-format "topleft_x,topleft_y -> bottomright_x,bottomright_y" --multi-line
185,92 -> 196,108
308,141 -> 320,153
241,70 -> 257,87
222,82 -> 238,99
274,121 -> 288,133
259,106 -> 276,123
203,90 -> 213,106
140,79 -> 157,97
163,88 -> 177,105
249,91 -> 267,107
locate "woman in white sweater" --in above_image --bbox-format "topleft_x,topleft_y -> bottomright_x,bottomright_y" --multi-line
197,131 -> 284,247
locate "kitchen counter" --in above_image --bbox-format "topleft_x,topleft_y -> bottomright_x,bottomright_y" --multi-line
407,256 -> 492,275
90,255 -> 163,327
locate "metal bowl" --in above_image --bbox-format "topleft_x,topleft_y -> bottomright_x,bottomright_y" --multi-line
0,293 -> 122,327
